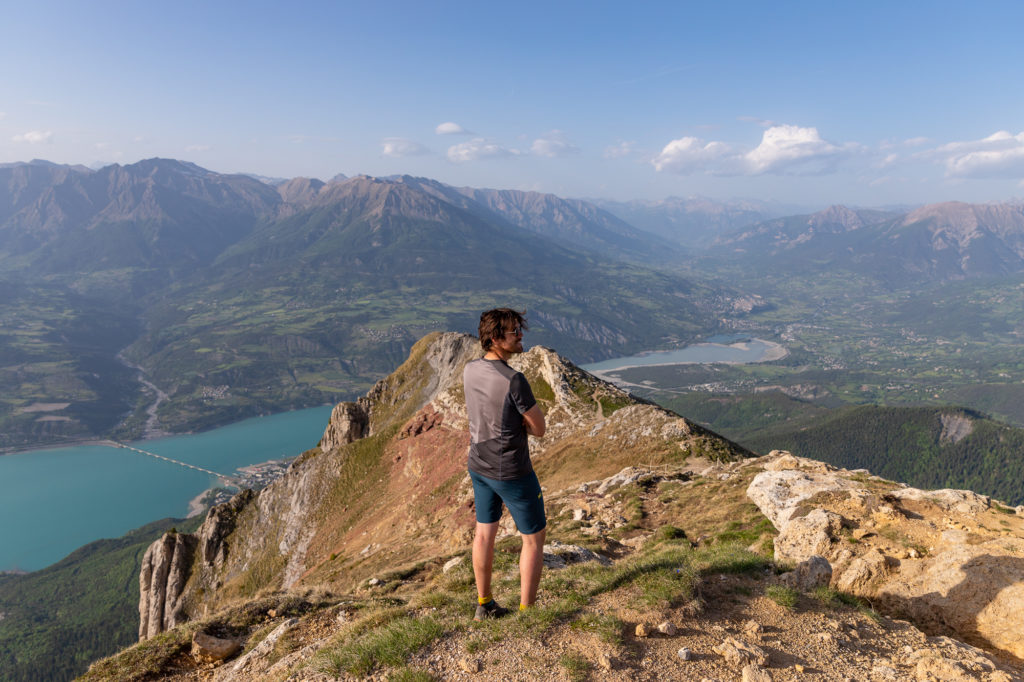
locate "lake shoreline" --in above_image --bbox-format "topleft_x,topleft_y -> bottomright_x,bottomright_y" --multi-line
586,338 -> 789,380
0,404 -> 334,458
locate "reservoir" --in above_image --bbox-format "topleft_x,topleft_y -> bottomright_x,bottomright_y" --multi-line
582,335 -> 787,374
0,405 -> 332,572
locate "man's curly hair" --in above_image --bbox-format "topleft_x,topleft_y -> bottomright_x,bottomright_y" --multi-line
478,308 -> 528,352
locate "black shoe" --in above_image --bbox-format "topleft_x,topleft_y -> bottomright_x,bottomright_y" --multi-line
474,599 -> 510,620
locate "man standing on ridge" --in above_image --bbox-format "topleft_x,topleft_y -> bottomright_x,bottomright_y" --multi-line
463,308 -> 547,620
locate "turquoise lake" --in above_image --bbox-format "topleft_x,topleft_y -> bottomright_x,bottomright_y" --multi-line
0,405 -> 333,572
582,335 -> 783,373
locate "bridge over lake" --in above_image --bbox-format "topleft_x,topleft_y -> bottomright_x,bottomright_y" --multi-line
103,440 -> 241,486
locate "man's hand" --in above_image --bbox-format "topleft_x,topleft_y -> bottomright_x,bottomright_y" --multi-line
523,405 -> 546,437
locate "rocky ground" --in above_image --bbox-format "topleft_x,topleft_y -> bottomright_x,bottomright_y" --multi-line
83,452 -> 1024,682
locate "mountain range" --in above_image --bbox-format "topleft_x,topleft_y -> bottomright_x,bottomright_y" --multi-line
712,201 -> 1024,284
6,158 -> 1024,450
0,159 -> 722,448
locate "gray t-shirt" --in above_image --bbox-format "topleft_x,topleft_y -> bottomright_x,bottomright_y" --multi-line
463,357 -> 537,480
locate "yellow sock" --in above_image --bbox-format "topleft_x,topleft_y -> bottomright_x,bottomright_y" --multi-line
478,595 -> 492,605
519,603 -> 533,611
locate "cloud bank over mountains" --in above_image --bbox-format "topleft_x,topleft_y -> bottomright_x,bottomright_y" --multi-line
937,131 -> 1024,179
652,125 -> 857,176
373,121 -> 1024,191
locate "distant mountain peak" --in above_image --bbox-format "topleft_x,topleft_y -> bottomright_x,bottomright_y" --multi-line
807,204 -> 864,230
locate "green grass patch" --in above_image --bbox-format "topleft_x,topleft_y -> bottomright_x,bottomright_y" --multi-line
652,524 -> 687,544
765,585 -> 799,608
314,614 -> 445,676
533,377 -> 555,403
560,653 -> 592,682
570,613 -> 624,645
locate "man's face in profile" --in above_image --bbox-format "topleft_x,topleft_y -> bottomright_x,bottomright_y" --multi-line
492,324 -> 524,355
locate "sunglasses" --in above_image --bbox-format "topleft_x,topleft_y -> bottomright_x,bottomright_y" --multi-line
505,326 -> 523,336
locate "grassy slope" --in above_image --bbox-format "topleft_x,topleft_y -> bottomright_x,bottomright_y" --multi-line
0,516 -> 200,682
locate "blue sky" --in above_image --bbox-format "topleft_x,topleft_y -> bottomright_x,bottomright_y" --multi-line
2,0 -> 1023,207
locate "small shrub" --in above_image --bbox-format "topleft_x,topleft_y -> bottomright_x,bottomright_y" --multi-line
653,525 -> 687,544
465,636 -> 485,654
812,586 -> 860,609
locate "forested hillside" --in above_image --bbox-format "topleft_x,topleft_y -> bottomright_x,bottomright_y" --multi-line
645,391 -> 1024,505
0,516 -> 199,682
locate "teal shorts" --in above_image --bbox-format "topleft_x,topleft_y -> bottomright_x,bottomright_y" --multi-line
469,470 -> 547,535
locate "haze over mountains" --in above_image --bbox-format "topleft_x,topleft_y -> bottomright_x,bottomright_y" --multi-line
712,201 -> 1024,283
0,159 -> 714,448
5,157 -> 1024,451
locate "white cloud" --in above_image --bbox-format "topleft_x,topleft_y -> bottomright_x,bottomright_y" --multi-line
12,130 -> 53,144
653,124 -> 856,176
446,138 -> 519,163
381,137 -> 430,157
435,121 -> 471,135
743,125 -> 847,174
185,144 -> 210,152
879,153 -> 899,168
936,130 -> 1024,178
530,130 -> 579,158
603,141 -> 636,159
652,136 -> 733,174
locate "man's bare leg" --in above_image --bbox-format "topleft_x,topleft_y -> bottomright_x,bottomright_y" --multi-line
473,521 -> 500,600
519,527 -> 546,607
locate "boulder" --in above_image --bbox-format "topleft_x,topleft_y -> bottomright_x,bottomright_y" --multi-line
890,488 -> 990,515
774,509 -> 843,563
191,630 -> 241,664
541,541 -> 611,569
714,636 -> 769,668
834,549 -> 891,593
747,453 -> 1024,660
747,469 -> 861,528
780,555 -> 833,590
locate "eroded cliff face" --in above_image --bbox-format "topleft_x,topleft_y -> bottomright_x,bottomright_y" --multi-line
139,531 -> 195,640
138,331 -> 748,639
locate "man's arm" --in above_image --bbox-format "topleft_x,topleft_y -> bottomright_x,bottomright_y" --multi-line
522,404 -> 545,437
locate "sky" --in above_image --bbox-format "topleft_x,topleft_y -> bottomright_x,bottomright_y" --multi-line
1,0 -> 1023,207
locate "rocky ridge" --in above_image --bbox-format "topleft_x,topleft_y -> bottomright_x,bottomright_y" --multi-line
89,452 -> 1024,681
91,332 -> 1024,681
135,332 -> 746,642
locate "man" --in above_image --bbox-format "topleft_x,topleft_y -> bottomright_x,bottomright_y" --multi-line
463,308 -> 547,620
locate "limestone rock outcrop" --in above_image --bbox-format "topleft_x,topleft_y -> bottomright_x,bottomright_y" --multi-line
318,401 -> 369,453
747,451 -> 1024,659
139,531 -> 196,640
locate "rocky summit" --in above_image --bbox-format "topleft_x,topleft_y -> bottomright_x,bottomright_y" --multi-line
83,333 -> 1024,681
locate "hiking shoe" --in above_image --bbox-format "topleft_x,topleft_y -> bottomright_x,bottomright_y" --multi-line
474,599 -> 510,620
